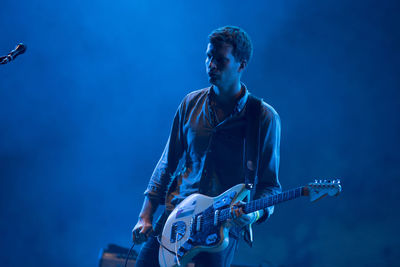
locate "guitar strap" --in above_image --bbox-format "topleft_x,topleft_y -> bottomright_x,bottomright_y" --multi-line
242,94 -> 262,247
243,94 -> 262,194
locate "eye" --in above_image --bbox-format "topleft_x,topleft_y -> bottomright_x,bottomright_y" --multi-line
215,57 -> 227,64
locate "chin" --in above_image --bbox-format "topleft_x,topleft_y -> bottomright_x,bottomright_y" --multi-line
208,77 -> 219,86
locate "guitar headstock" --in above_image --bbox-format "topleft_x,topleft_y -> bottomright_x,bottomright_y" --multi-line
303,179 -> 342,202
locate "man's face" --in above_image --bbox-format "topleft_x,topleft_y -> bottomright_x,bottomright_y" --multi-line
205,42 -> 242,88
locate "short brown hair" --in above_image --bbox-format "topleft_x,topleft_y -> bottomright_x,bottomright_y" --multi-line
208,26 -> 253,63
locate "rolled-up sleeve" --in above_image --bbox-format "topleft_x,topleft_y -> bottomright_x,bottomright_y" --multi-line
255,103 -> 282,223
144,101 -> 185,203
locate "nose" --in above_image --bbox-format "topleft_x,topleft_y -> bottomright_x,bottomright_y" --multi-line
207,57 -> 216,70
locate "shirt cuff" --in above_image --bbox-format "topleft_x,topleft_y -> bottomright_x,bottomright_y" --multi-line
256,206 -> 274,224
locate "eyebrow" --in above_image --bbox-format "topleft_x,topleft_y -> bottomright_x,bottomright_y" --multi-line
205,52 -> 226,59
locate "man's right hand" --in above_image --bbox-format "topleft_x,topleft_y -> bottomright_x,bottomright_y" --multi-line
132,216 -> 154,244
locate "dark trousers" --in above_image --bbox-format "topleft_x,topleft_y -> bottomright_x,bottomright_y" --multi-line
135,234 -> 239,267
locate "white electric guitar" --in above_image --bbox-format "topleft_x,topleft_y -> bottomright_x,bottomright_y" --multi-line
158,179 -> 342,267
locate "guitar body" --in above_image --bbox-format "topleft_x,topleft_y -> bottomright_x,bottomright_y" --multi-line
158,184 -> 248,267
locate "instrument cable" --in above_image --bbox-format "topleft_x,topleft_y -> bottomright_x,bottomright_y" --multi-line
124,233 -> 166,267
124,242 -> 135,267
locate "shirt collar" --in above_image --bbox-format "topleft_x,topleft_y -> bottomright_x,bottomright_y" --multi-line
208,83 -> 249,114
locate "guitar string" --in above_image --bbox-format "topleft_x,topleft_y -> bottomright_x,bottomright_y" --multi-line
195,188 -> 303,230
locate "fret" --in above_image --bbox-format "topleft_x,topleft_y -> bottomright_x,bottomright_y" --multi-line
219,187 -> 305,224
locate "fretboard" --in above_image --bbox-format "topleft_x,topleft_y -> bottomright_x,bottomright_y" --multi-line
218,187 -> 304,223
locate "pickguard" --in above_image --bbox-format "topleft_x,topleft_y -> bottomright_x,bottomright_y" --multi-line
176,200 -> 196,219
214,191 -> 236,209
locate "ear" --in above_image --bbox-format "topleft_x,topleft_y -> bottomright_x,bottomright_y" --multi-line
238,60 -> 247,72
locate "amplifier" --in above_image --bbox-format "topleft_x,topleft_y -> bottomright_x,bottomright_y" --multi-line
98,244 -> 137,267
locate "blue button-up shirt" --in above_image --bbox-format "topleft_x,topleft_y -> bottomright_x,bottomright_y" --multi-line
144,85 -> 281,221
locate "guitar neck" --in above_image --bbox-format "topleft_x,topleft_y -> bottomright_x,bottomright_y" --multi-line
243,187 -> 305,214
218,187 -> 305,223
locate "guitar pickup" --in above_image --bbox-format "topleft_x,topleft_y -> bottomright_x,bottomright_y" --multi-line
214,210 -> 219,226
196,215 -> 202,232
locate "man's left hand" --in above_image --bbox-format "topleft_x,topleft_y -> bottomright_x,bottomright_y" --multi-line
228,201 -> 261,228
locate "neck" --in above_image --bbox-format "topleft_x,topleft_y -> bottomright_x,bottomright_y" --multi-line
215,187 -> 305,224
213,80 -> 242,104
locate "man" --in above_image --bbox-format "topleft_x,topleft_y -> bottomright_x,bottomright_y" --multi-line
132,26 -> 281,267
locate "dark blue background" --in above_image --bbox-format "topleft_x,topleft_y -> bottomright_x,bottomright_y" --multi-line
1,0 -> 399,266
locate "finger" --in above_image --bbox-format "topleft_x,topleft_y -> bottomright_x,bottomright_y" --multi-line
230,206 -> 237,218
143,226 -> 154,237
238,207 -> 244,216
233,201 -> 243,208
140,225 -> 153,235
235,208 -> 241,217
232,207 -> 243,217
139,227 -> 147,235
